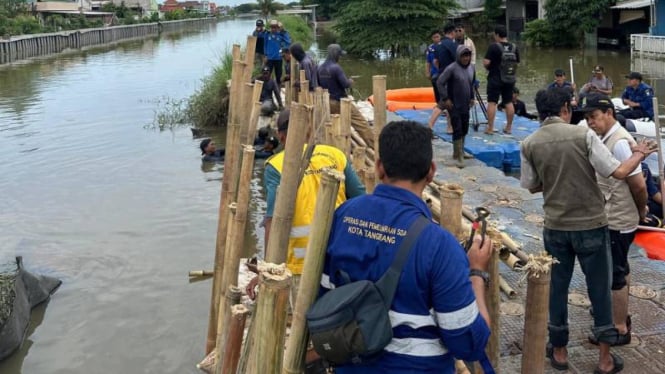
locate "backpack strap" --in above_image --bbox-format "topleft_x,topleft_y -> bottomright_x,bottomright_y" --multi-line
375,215 -> 430,306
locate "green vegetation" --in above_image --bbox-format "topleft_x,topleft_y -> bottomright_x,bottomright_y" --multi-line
279,15 -> 313,47
332,0 -> 459,56
186,52 -> 233,128
522,0 -> 612,48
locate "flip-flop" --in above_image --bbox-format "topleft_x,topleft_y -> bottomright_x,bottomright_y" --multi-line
484,131 -> 495,135
593,353 -> 624,374
502,130 -> 512,135
546,343 -> 569,371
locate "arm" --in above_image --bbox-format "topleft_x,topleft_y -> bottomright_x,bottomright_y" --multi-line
343,162 -> 366,198
468,38 -> 476,64
587,131 -> 651,180
520,146 -> 543,193
271,80 -> 283,107
436,67 -> 453,102
334,65 -> 352,90
626,173 -> 648,220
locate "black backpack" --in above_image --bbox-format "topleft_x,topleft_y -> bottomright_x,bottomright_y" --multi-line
306,216 -> 430,366
499,42 -> 518,84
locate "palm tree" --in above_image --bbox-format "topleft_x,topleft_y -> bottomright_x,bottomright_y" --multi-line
256,0 -> 276,20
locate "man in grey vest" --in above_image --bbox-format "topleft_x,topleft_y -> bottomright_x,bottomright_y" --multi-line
520,88 -> 655,374
582,94 -> 648,346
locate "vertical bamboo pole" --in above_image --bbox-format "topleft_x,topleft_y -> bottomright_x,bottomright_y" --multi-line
484,230 -> 502,373
299,70 -> 308,104
331,114 -> 341,150
245,80 -> 264,145
239,82 -> 254,147
214,285 -> 242,374
438,183 -> 465,240
243,35 -> 257,84
252,264 -> 292,374
652,98 -> 665,217
283,170 -> 344,374
364,167 -> 376,194
521,253 -> 555,374
372,75 -> 387,157
219,304 -> 249,374
339,98 -> 352,157
265,104 -> 312,264
312,88 -> 325,143
288,55 -> 297,105
325,120 -> 334,146
226,44 -> 242,127
322,89 -> 331,124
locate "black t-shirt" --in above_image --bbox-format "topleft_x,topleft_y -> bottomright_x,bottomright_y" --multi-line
484,42 -> 520,79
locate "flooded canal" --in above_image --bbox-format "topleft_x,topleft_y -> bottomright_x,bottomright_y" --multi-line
0,17 -> 659,373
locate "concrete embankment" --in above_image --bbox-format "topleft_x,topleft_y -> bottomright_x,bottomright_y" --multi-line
0,18 -> 216,64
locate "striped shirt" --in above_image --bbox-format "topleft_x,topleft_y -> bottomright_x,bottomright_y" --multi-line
322,184 -> 491,373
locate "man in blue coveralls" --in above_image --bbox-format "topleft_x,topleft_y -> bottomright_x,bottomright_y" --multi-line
620,71 -> 654,120
321,121 -> 494,374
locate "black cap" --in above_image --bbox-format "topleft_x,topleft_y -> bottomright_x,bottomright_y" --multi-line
592,65 -> 604,73
256,19 -> 264,26
200,138 -> 211,155
261,65 -> 270,73
277,109 -> 290,132
625,71 -> 643,80
554,69 -> 565,76
267,136 -> 279,148
581,94 -> 614,112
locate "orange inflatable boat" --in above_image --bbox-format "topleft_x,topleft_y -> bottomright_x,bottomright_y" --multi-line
368,87 -> 436,112
634,231 -> 665,261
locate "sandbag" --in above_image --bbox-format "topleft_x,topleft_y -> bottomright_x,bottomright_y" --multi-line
0,256 -> 61,361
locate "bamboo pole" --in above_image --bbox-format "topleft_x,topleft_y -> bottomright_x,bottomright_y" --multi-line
339,98 -> 352,157
242,35 -> 257,85
189,270 -> 213,277
252,264 -> 292,374
324,120 -> 334,146
484,230 -> 502,373
652,97 -> 665,218
499,275 -> 517,298
283,170 -> 344,374
246,81 -> 264,145
265,103 -> 312,265
214,285 -> 242,373
331,114 -> 341,150
206,65 -> 244,352
438,183 -> 465,240
312,88 -> 325,144
352,146 -> 367,172
455,360 -> 472,374
299,70 -> 308,104
364,167 -> 376,193
219,304 -> 249,374
287,54 -> 297,105
520,253 -> 555,374
372,75 -> 387,158
236,306 -> 256,374
499,247 -> 525,270
239,82 -> 254,147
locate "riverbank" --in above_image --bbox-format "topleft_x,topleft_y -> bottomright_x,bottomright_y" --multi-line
0,18 -> 216,64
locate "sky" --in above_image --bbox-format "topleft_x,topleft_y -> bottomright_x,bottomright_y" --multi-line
215,0 -> 289,6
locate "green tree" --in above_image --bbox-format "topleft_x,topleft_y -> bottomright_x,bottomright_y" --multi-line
484,0 -> 502,23
256,0 -> 277,19
333,0 -> 458,56
545,0 -> 611,48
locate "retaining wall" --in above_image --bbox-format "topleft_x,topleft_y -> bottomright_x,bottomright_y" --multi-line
0,18 -> 216,64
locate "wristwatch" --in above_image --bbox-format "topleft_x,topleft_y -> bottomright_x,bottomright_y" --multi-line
469,269 -> 490,285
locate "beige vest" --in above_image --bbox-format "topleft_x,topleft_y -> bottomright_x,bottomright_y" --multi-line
522,117 -> 607,230
596,126 -> 639,231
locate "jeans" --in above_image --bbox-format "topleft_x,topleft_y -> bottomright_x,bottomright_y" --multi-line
450,108 -> 470,141
543,226 -> 615,347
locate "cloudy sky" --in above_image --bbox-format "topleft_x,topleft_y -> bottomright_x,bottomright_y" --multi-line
216,0 -> 289,6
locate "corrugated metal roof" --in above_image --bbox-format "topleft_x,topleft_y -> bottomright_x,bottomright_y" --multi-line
611,0 -> 652,9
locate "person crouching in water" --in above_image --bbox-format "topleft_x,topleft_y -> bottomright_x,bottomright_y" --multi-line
435,45 -> 476,168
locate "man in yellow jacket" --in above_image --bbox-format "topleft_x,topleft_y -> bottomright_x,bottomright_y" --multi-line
247,109 -> 366,301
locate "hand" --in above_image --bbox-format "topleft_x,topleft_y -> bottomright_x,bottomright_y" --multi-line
473,80 -> 480,89
426,72 -> 431,79
639,205 -> 648,222
246,276 -> 259,300
467,234 -> 493,272
348,78 -> 354,85
470,99 -> 476,107
631,138 -> 658,159
443,99 -> 453,111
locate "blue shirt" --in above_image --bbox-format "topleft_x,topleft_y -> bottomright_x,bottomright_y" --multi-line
434,38 -> 457,76
642,162 -> 660,200
264,31 -> 289,60
622,82 -> 654,119
426,42 -> 438,77
321,184 -> 491,374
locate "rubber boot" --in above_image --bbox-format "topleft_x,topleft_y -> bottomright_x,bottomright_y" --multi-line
462,137 -> 473,159
454,140 -> 465,168
444,140 -> 459,167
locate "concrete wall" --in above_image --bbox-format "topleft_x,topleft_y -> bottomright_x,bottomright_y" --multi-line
0,18 -> 215,64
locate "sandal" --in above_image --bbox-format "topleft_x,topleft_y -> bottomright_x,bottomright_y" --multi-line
593,353 -> 624,374
546,342 -> 569,371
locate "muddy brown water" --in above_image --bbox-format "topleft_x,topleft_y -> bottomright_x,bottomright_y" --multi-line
0,18 -> 659,373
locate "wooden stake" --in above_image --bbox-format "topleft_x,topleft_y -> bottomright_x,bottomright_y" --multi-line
214,285 -> 242,373
219,304 -> 249,374
324,120 -> 334,146
239,82 -> 254,147
339,98 -> 352,157
485,230 -> 502,373
331,114 -> 341,150
521,253 -> 555,374
226,44 -> 241,125
245,81 -> 264,145
283,170 -> 344,374
352,146 -> 367,172
252,264 -> 292,374
364,167 -> 376,194
242,35 -> 257,85
438,183 -> 465,240
287,55 -> 297,105
265,103 -> 312,265
372,75 -> 387,158
299,70 -> 308,104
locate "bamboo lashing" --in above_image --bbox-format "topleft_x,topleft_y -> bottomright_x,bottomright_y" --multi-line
520,253 -> 557,374
372,75 -> 387,160
283,170 -> 344,374
438,183 -> 465,240
265,103 -> 311,265
219,304 -> 249,374
652,97 -> 665,219
214,286 -> 242,374
251,263 -> 292,374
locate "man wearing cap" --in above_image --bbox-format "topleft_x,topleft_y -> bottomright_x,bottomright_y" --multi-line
246,109 -> 365,302
289,43 -> 317,92
425,29 -> 442,103
264,19 -> 291,84
580,65 -> 614,100
620,72 -> 654,120
520,88 -> 656,374
548,69 -> 577,106
583,94 -> 648,349
252,19 -> 266,64
256,65 -> 283,114
454,24 -> 476,65
483,25 -> 519,134
318,43 -> 375,149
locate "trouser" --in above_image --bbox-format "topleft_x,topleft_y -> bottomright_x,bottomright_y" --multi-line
609,230 -> 635,290
266,59 -> 283,84
450,108 -> 470,141
619,107 -> 649,120
543,226 -> 616,347
648,200 -> 663,219
431,77 -> 440,103
329,99 -> 375,149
